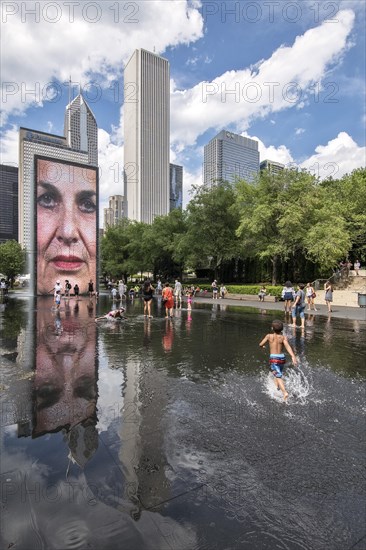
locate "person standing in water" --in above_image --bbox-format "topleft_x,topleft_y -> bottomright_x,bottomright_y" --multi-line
259,320 -> 298,401
142,279 -> 154,318
281,281 -> 295,314
292,284 -> 306,329
324,281 -> 333,312
162,282 -> 174,318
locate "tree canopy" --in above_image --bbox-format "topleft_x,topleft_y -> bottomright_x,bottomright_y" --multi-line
0,240 -> 27,285
100,167 -> 366,284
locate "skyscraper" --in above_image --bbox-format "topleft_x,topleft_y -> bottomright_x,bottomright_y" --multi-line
0,164 -> 18,243
124,49 -> 170,223
260,159 -> 285,175
64,94 -> 98,165
103,195 -> 126,227
203,130 -> 259,186
169,164 -> 183,211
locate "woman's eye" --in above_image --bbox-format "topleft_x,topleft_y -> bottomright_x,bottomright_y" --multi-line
79,199 -> 96,214
37,193 -> 57,209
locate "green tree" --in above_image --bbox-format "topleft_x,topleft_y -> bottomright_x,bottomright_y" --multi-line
0,240 -> 27,287
147,209 -> 187,279
320,168 -> 366,261
236,167 -> 365,282
101,219 -> 149,280
179,183 -> 240,280
236,169 -> 319,284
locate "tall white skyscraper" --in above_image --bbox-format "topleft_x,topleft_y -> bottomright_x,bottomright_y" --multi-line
64,94 -> 98,165
204,130 -> 259,186
124,49 -> 170,223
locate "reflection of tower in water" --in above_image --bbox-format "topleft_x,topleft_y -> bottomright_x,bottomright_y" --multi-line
32,298 -> 98,468
118,334 -> 172,519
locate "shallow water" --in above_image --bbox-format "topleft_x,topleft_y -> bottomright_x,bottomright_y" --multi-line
1,295 -> 365,550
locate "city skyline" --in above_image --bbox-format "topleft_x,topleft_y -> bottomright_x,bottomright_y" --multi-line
1,1 -> 365,227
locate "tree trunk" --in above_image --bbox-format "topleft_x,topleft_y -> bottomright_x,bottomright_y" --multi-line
272,255 -> 278,285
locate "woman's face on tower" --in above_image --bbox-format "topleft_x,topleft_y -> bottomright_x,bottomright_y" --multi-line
36,159 -> 97,294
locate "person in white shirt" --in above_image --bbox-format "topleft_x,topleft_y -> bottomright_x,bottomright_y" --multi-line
174,278 -> 183,308
354,259 -> 361,276
53,280 -> 62,296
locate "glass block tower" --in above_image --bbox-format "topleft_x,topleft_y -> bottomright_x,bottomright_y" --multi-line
204,130 -> 259,186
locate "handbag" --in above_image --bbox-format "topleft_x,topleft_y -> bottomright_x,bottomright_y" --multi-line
312,292 -> 316,298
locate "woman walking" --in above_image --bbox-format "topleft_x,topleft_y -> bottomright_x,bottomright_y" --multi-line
162,282 -> 174,318
142,279 -> 154,318
306,282 -> 317,311
281,281 -> 295,314
324,281 -> 333,312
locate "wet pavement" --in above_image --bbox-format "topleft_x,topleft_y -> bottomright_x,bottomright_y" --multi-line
1,295 -> 365,550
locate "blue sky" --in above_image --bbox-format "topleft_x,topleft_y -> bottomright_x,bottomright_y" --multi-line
1,0 -> 365,224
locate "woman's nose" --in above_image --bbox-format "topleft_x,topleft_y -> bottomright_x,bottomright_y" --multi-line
56,208 -> 79,245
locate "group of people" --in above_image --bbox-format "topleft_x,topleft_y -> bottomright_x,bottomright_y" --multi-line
281,279 -> 334,322
142,279 -> 191,318
51,278 -> 96,308
110,278 -> 195,319
211,280 -> 227,299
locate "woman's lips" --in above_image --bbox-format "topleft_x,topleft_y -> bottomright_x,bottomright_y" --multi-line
51,256 -> 84,271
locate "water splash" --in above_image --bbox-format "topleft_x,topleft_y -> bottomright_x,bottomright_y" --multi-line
262,357 -> 312,404
286,363 -> 312,404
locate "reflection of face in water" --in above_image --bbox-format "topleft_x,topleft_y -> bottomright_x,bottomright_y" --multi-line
34,302 -> 97,437
36,159 -> 97,295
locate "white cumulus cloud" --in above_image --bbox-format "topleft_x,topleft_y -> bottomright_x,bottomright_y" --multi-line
1,0 -> 204,123
170,9 -> 355,147
300,132 -> 366,179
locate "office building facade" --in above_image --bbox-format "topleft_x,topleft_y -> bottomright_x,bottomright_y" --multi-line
0,164 -> 18,243
64,94 -> 98,165
260,159 -> 285,175
104,195 -> 126,227
169,164 -> 183,211
124,49 -> 170,223
204,130 -> 259,186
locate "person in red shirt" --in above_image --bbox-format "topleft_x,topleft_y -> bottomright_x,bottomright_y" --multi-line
162,282 -> 174,318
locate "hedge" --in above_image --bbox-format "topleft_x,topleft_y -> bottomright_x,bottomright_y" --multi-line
194,284 -> 283,298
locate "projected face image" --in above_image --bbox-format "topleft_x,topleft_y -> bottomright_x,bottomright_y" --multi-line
36,159 -> 97,295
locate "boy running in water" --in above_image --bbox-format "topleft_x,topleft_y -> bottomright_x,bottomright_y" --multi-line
259,320 -> 297,401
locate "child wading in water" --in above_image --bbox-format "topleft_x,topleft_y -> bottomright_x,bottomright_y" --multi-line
259,320 -> 298,401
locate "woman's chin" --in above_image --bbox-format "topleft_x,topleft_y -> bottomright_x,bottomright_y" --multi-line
37,264 -> 93,295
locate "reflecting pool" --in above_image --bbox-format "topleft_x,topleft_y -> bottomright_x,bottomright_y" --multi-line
1,295 -> 365,550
